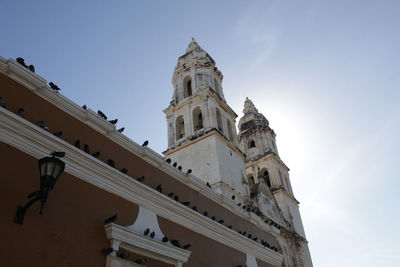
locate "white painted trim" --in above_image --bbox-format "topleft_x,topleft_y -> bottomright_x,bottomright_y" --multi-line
105,223 -> 191,265
127,207 -> 166,242
246,254 -> 259,267
0,108 -> 282,265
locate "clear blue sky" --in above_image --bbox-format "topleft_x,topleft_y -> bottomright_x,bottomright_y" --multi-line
1,1 -> 399,266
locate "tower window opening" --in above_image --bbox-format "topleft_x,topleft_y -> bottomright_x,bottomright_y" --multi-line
175,116 -> 185,140
183,76 -> 192,98
263,170 -> 271,188
216,108 -> 223,132
193,107 -> 203,131
248,140 -> 256,148
227,120 -> 234,142
248,175 -> 255,193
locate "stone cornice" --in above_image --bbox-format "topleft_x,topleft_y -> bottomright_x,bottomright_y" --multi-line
163,128 -> 246,159
246,151 -> 290,172
163,86 -> 237,118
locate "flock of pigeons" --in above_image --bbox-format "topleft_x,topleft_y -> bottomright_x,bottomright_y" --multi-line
6,57 -> 283,265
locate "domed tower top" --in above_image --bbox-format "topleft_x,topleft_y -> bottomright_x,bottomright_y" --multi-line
170,38 -> 225,106
238,97 -> 270,133
238,97 -> 278,160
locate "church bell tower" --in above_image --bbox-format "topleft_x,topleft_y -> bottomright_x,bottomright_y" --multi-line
163,39 -> 248,197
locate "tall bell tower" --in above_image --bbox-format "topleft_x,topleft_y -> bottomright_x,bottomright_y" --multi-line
163,39 -> 248,197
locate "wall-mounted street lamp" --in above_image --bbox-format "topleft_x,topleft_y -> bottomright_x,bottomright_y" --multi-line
14,152 -> 66,225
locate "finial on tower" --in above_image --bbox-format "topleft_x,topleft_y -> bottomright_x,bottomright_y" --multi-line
186,37 -> 202,53
243,97 -> 258,114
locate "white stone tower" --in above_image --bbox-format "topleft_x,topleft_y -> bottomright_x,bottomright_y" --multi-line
238,98 -> 313,267
163,39 -> 248,197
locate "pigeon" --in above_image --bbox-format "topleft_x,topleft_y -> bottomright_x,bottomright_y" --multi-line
252,237 -> 257,241
183,244 -> 191,250
101,248 -> 113,255
74,139 -> 81,149
248,234 -> 252,238
162,236 -> 168,242
107,159 -> 115,168
104,214 -> 117,224
142,140 -> 148,147
97,110 -> 107,120
118,252 -> 129,260
231,195 -> 235,200
51,151 -> 65,158
120,168 -> 128,174
166,158 -> 171,163
149,231 -> 155,239
16,57 -> 28,68
0,97 -> 5,108
37,121 -> 48,130
211,216 -> 215,220
137,176 -> 145,182
177,166 -> 182,171
228,225 -> 232,229
171,240 -> 181,248
53,131 -> 62,137
203,211 -> 208,216
83,144 -> 90,153
174,195 -> 179,202
181,201 -> 190,206
167,192 -> 174,197
134,258 -> 147,264
156,184 -> 162,193
186,169 -> 192,174
28,65 -> 35,72
173,162 -> 177,167
92,151 -> 100,158
17,108 -> 24,118
237,203 -> 241,207
206,182 -> 211,188
48,82 -> 61,92
144,228 -> 150,236
108,119 -> 118,124
117,127 -> 125,133
82,104 -> 87,110
192,206 -> 197,211
218,219 -> 224,224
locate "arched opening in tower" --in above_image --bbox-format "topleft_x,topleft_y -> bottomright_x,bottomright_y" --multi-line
193,107 -> 203,131
184,76 -> 192,98
175,116 -> 185,140
216,108 -> 223,133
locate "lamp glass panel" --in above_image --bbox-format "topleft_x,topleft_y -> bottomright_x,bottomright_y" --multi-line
45,161 -> 56,176
40,162 -> 46,177
52,164 -> 62,179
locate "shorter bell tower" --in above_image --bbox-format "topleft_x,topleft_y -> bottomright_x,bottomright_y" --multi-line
238,98 -> 306,238
163,39 -> 248,197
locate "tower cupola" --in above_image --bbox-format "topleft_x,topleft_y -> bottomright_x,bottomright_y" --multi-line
171,38 -> 225,106
163,39 -> 247,197
238,97 -> 278,161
